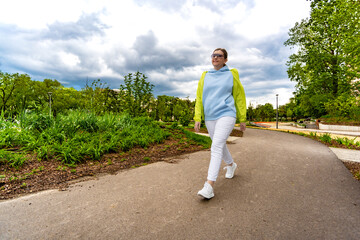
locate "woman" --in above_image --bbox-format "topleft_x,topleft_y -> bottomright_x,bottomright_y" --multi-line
194,48 -> 246,199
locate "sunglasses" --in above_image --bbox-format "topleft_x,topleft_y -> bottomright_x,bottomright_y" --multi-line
211,54 -> 224,58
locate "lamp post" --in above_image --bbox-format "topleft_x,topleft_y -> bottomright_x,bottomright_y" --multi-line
48,92 -> 52,117
276,94 -> 279,129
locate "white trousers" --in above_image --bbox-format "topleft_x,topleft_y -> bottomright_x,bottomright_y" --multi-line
205,116 -> 236,182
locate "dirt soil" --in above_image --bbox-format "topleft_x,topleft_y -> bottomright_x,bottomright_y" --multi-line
316,138 -> 360,151
343,161 -> 360,181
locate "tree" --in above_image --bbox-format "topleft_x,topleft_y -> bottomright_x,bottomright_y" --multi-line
284,98 -> 297,121
155,95 -> 173,121
172,97 -> 193,125
173,99 -> 183,121
119,71 -> 154,117
284,0 -> 360,118
254,103 -> 275,121
33,79 -> 64,115
262,103 -> 276,121
247,103 -> 255,121
82,79 -> 119,115
0,72 -> 31,117
5,73 -> 33,116
51,87 -> 84,115
278,105 -> 287,120
0,71 -> 83,117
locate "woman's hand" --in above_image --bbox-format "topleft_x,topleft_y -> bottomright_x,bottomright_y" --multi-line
194,121 -> 201,132
240,122 -> 246,132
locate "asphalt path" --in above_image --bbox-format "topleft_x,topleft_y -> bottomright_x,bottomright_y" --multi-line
1,128 -> 359,240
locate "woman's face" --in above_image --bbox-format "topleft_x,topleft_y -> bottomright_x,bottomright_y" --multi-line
211,50 -> 227,70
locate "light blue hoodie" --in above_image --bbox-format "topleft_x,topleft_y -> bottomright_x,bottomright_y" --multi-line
202,65 -> 236,121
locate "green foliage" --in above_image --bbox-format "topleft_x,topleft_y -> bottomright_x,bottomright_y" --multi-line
170,122 -> 181,130
247,103 -> 255,121
335,137 -> 358,148
0,111 -> 173,166
319,133 -> 332,144
155,95 -> 171,121
324,94 -> 360,120
309,131 -> 317,138
284,0 -> 360,118
35,145 -> 53,161
155,95 -> 194,122
179,107 -> 191,126
21,113 -> 53,132
249,103 -> 275,121
0,69 -> 200,124
184,130 -> 212,149
82,79 -> 120,114
285,128 -> 359,150
0,71 -> 84,117
179,114 -> 191,127
0,149 -> 28,169
0,72 -> 31,117
119,71 -> 154,117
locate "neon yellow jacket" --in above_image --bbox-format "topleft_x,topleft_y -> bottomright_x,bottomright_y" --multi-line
194,68 -> 246,122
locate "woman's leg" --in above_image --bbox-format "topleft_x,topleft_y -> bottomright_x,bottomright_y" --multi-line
206,117 -> 236,166
205,116 -> 236,182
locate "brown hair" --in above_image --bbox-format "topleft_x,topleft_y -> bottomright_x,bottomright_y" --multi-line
213,48 -> 228,59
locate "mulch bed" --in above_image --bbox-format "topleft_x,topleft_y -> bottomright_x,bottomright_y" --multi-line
0,129 -> 208,200
314,138 -> 360,151
320,140 -> 360,181
343,161 -> 360,181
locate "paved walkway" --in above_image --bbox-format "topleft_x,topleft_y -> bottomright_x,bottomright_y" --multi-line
1,128 -> 359,240
245,122 -> 360,163
259,122 -> 360,138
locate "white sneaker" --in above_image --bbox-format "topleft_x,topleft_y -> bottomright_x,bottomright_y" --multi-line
224,162 -> 237,179
197,182 -> 214,199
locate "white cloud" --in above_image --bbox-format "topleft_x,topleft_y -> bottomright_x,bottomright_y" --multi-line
0,0 -> 90,29
235,0 -> 310,39
58,52 -> 81,68
0,0 -> 311,106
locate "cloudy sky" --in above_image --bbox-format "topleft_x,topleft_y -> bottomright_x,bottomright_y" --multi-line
0,0 -> 310,107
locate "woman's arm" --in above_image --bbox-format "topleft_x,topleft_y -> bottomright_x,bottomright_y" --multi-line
231,69 -> 246,123
193,71 -> 207,122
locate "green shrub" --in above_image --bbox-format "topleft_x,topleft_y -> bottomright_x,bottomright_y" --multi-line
0,127 -> 19,148
0,149 -> 28,168
77,114 -> 99,133
21,113 -> 53,132
179,111 -> 191,126
324,95 -> 360,122
0,111 -> 193,166
35,145 -> 53,161
319,133 -> 332,144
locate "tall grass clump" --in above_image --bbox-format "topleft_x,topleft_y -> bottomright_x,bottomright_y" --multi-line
0,149 -> 27,169
20,112 -> 53,132
335,137 -> 358,149
319,133 -> 332,144
1,111 -> 173,166
0,118 -> 22,148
